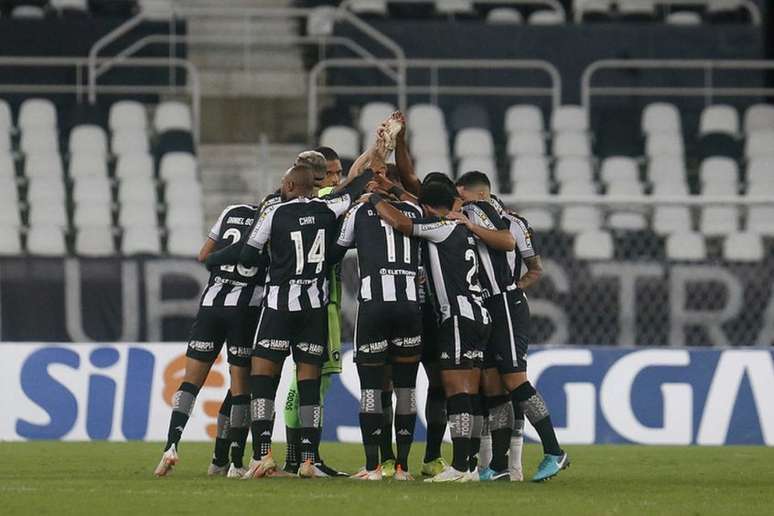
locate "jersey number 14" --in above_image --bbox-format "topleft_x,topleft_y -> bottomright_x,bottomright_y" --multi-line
290,229 -> 326,275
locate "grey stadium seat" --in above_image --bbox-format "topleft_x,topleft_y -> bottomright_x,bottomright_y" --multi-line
454,128 -> 494,159
358,102 -> 396,135
652,206 -> 692,236
560,206 -> 603,234
119,177 -> 157,204
666,232 -> 706,261
109,100 -> 147,132
747,206 -> 774,236
0,201 -> 21,228
122,226 -> 162,255
27,176 -> 66,203
28,202 -> 68,228
744,104 -> 774,134
26,226 -> 66,256
159,152 -> 197,182
119,201 -> 158,228
518,208 -> 554,232
18,98 -> 57,130
166,203 -> 204,231
154,101 -> 192,133
112,130 -> 150,157
723,232 -> 764,263
555,157 -> 593,184
116,153 -> 154,180
25,153 -> 63,179
319,126 -> 359,160
73,202 -> 113,229
69,125 -> 108,156
0,226 -> 21,255
699,105 -> 740,136
551,105 -> 588,132
167,227 -> 203,257
505,105 -> 544,134
75,228 -> 115,257
574,230 -> 614,260
72,177 -> 112,204
69,153 -> 108,179
507,131 -> 546,158
20,128 -> 59,155
699,206 -> 739,237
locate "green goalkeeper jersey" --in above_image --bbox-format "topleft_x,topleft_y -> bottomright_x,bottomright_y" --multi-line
318,186 -> 342,375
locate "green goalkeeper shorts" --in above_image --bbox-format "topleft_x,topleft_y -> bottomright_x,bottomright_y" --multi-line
321,301 -> 342,375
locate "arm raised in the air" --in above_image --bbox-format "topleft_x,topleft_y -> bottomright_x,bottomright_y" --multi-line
393,113 -> 422,196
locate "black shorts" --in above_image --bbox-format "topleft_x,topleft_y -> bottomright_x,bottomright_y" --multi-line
438,315 -> 491,370
185,306 -> 260,367
483,289 -> 530,374
354,301 -> 422,364
420,302 -> 441,365
252,307 -> 328,365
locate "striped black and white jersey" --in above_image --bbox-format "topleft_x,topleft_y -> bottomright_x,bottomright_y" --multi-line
200,204 -> 265,308
503,210 -> 539,282
337,200 -> 423,304
462,199 -> 516,299
412,217 -> 490,324
246,194 -> 354,312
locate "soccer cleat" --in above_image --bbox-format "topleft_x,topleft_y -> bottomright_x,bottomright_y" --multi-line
241,452 -> 278,479
227,464 -> 248,479
153,445 -> 178,477
393,465 -> 413,481
531,452 -> 570,482
424,465 -> 468,483
421,457 -> 448,477
381,459 -> 396,479
350,466 -> 382,481
315,461 -> 349,477
283,462 -> 300,475
207,462 -> 229,477
478,467 -> 495,481
465,470 -> 480,482
298,459 -> 328,478
510,468 -> 524,482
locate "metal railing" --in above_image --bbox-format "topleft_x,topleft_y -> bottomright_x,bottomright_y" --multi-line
496,194 -> 773,208
581,59 -> 774,111
308,57 -> 561,142
574,0 -> 761,24
340,0 -> 567,19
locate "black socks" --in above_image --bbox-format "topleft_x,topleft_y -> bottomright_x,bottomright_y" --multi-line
165,381 -> 200,451
511,382 -> 562,456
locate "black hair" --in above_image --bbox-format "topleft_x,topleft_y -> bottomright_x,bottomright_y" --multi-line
418,181 -> 455,210
313,146 -> 340,162
456,170 -> 491,190
422,172 -> 455,190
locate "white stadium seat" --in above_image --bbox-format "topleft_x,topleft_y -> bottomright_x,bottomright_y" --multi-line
414,155 -> 452,178
744,104 -> 774,134
320,126 -> 359,160
26,226 -> 66,256
513,179 -> 549,197
166,203 -> 204,230
167,227 -> 203,256
154,101 -> 192,132
358,102 -> 396,134
744,131 -> 774,159
122,226 -> 161,255
560,180 -> 597,196
646,132 -> 684,158
505,105 -> 544,133
457,156 -> 497,179
73,202 -> 113,229
0,179 -> 18,204
647,157 -> 686,184
528,9 -> 564,24
12,5 -> 45,17
112,130 -> 150,156
699,105 -> 739,136
0,202 -> 21,227
435,0 -> 474,15
119,177 -> 157,204
652,206 -> 692,236
747,206 -> 774,236
0,130 -> 10,153
454,128 -> 494,159
18,98 -> 57,130
699,206 -> 739,236
0,155 -> 15,181
159,152 -> 197,182
510,156 -> 550,183
652,179 -> 689,197
72,177 -> 112,204
702,180 -> 738,196
52,0 -> 89,12
116,153 -> 155,180
25,153 -> 63,179
69,153 -> 108,179
608,211 -> 647,231
746,158 -> 774,185
28,201 -> 68,227
574,230 -> 614,260
723,232 -> 764,263
347,0 -> 388,16
666,232 -> 706,261
551,105 -> 588,132
518,208 -> 554,231
507,131 -> 546,157
407,104 -> 446,133
555,157 -> 593,184
0,99 -> 12,132
69,125 -> 108,156
27,177 -> 66,203
600,157 -> 639,184
0,226 -> 21,255
109,100 -> 147,132
410,133 -> 449,159
607,181 -> 644,196
20,128 -> 59,154
487,7 -> 523,24
553,131 -> 591,158
700,157 -> 738,187
119,201 -> 158,228
560,206 -> 602,234
138,0 -> 175,20
76,228 -> 115,257
165,181 -> 202,203
665,11 -> 702,25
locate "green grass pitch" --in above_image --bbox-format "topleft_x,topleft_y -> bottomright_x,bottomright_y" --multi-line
1,442 -> 772,515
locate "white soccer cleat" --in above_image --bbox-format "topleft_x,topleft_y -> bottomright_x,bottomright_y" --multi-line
510,468 -> 524,481
393,466 -> 413,481
153,445 -> 178,477
350,466 -> 382,481
227,463 -> 248,479
241,453 -> 278,479
423,465 -> 467,483
465,470 -> 480,482
298,459 -> 329,478
207,463 -> 229,477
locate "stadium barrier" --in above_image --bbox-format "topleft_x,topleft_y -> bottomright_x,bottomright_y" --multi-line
1,343 -> 771,445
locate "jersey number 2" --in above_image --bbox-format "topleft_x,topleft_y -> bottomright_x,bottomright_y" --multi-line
291,229 -> 325,274
220,228 -> 258,277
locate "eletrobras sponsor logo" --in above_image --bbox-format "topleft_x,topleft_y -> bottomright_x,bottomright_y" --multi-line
1,345 -> 773,445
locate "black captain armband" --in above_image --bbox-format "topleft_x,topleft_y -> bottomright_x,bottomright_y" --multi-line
369,193 -> 385,206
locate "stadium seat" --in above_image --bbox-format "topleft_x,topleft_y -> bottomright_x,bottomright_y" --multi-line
0,178 -> 18,205
20,128 -> 59,154
26,226 -> 66,256
0,226 -> 21,255
506,131 -> 546,158
560,206 -> 602,234
165,181 -> 202,204
69,125 -> 108,156
723,232 -> 763,262
665,11 -> 702,25
51,0 -> 89,14
18,98 -> 57,129
551,105 -> 588,132
518,208 -> 554,231
139,0 -> 175,20
68,153 -> 108,179
154,101 -> 192,132
645,133 -> 684,158
699,206 -> 739,236
706,0 -> 750,23
553,131 -> 591,159
600,157 -> 639,184
24,153 -> 63,179
75,228 -> 115,257
73,202 -> 113,229
702,180 -> 738,196
157,129 -> 195,157
0,100 -> 12,132
347,0 -> 388,16
486,7 -> 523,24
513,179 -> 549,197
415,155 -> 452,177
115,153 -> 154,179
407,104 -> 446,133
167,227 -> 203,256
320,126 -> 359,160
119,201 -> 158,228
607,181 -> 644,196
746,158 -> 774,185
357,102 -> 396,134
555,157 -> 593,184
454,128 -> 494,159
574,230 -> 614,260
119,177 -> 157,204
747,206 -> 774,235
28,201 -> 67,228
410,132 -> 449,159
0,130 -> 10,153
451,104 -> 490,132
744,131 -> 774,159
109,100 -> 147,131
618,0 -> 656,21
72,177 -> 112,204
652,179 -> 690,197
505,105 -> 544,134
11,4 -> 45,17
642,103 -> 681,135
159,152 -> 197,182
652,206 -> 692,236
0,202 -> 21,227
27,177 -> 66,203
510,156 -> 550,183
560,179 -> 597,196
744,104 -> 774,134
700,157 -> 738,187
647,157 -> 686,184
122,226 -> 161,255
435,0 -> 474,16
528,10 -> 565,25
166,203 -> 204,229
0,155 -> 15,180
579,0 -> 614,22
457,156 -> 497,179
112,130 -> 150,156
699,105 -> 739,136
608,211 -> 647,231
666,232 -> 706,261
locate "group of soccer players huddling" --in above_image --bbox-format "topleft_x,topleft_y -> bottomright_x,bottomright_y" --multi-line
154,112 -> 570,483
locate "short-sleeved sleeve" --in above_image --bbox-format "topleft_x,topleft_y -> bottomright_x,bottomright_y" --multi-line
510,215 -> 537,259
208,206 -> 231,241
246,203 -> 279,250
464,201 -> 507,231
321,192 -> 353,218
412,217 -> 458,243
336,203 -> 363,248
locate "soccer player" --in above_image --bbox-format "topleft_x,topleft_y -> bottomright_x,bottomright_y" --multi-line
456,171 -> 569,482
154,202 -> 263,478
207,163 -> 373,479
365,180 -> 491,483
329,176 -> 423,481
